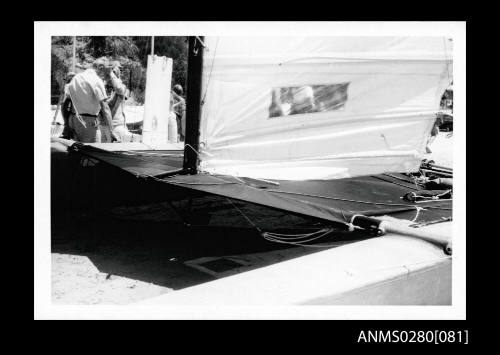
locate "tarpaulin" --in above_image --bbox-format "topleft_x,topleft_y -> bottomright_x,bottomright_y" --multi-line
69,144 -> 184,177
72,144 -> 451,226
159,172 -> 452,226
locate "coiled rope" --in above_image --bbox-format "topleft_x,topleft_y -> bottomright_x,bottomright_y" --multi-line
225,198 -> 342,248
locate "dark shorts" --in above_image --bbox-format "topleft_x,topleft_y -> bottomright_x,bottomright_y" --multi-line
68,114 -> 99,143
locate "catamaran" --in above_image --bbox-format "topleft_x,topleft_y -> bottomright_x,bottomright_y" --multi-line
52,36 -> 454,305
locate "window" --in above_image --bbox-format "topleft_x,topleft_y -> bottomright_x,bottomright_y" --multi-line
269,83 -> 349,118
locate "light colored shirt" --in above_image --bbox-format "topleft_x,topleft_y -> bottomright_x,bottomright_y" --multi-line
109,72 -> 127,126
110,72 -> 126,96
67,69 -> 108,115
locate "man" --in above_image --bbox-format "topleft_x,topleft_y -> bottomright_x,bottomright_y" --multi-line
107,62 -> 133,142
426,115 -> 441,154
171,84 -> 186,141
269,88 -> 285,118
52,71 -> 75,139
65,60 -> 115,143
289,86 -> 318,115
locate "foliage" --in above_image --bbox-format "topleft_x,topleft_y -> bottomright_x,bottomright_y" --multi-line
150,36 -> 188,90
51,36 -> 188,105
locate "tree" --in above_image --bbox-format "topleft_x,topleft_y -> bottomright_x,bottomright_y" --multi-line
151,37 -> 188,89
51,36 -> 87,104
51,36 -> 188,105
131,36 -> 189,89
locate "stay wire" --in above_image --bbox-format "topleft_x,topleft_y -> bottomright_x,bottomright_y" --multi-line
201,37 -> 219,106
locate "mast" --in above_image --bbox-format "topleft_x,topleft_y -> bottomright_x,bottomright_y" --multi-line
183,36 -> 204,174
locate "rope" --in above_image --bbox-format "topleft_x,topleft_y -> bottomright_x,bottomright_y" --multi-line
340,210 -> 355,231
195,36 -> 208,49
262,232 -> 337,248
266,189 -> 452,210
410,206 -> 426,223
226,198 -> 263,234
165,180 -> 238,186
410,216 -> 452,228
408,189 -> 452,202
371,175 -> 419,191
184,143 -> 202,159
226,197 -> 343,248
347,214 -> 364,232
119,151 -> 184,158
384,173 -> 422,190
262,228 -> 331,239
264,229 -> 334,243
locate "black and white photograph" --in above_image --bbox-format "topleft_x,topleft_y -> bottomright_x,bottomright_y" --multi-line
34,21 -> 465,321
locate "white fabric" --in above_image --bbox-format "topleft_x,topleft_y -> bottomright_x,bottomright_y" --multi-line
142,55 -> 172,145
112,125 -> 134,143
109,71 -> 127,126
198,37 -> 453,180
67,69 -> 108,115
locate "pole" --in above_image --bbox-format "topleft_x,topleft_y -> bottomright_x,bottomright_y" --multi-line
151,36 -> 154,56
72,36 -> 76,72
183,36 -> 204,174
349,215 -> 452,255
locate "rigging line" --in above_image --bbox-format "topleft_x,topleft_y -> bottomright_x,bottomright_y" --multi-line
264,229 -> 335,241
201,37 -> 219,106
226,198 -> 263,234
227,197 -> 339,245
129,169 -> 249,187
410,206 -> 426,223
371,175 -> 420,191
172,171 -> 244,186
340,209 -> 358,231
264,232 -> 334,243
262,233 -> 341,248
410,216 -> 452,228
196,36 -> 208,49
263,228 -> 332,238
443,37 -> 451,84
383,173 -> 423,185
164,180 -> 238,186
383,173 -> 423,190
266,189 -> 452,210
263,233 -> 331,245
117,150 -> 184,157
184,143 -> 202,158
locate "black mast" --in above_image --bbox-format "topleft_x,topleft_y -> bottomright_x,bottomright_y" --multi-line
183,36 -> 205,174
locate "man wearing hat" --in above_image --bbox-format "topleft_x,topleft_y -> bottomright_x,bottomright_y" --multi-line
65,59 -> 116,143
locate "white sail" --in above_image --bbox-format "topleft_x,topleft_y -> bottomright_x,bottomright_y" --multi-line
198,36 -> 453,180
142,55 -> 173,146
